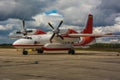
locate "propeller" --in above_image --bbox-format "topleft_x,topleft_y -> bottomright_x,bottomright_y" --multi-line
22,20 -> 27,35
16,20 -> 33,36
48,20 -> 64,43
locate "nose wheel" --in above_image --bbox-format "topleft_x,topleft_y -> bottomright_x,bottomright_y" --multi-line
23,49 -> 28,55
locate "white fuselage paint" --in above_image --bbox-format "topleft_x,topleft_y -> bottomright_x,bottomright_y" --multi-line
13,34 -> 81,49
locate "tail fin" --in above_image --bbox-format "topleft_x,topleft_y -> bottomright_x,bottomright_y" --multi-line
81,14 -> 93,34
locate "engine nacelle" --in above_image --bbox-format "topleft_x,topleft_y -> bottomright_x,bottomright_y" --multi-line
43,43 -> 72,51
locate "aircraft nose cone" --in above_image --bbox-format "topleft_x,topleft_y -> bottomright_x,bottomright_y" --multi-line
13,40 -> 19,48
12,39 -> 34,48
12,39 -> 25,48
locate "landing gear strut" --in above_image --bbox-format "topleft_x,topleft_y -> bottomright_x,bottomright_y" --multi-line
68,49 -> 75,55
23,49 -> 28,55
37,49 -> 44,54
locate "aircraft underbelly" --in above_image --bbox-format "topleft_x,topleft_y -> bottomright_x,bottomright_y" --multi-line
43,43 -> 72,50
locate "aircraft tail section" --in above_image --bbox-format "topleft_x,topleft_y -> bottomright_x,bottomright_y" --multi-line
81,14 -> 93,34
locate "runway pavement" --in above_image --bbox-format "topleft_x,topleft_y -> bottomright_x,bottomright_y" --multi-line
0,49 -> 120,80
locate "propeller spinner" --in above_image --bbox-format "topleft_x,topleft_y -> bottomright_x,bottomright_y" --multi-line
48,20 -> 64,43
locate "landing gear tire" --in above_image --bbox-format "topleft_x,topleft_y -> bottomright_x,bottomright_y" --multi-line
68,49 -> 75,55
37,49 -> 44,54
23,51 -> 28,55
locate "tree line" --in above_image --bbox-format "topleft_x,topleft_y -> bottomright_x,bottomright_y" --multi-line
90,43 -> 120,48
0,44 -> 13,48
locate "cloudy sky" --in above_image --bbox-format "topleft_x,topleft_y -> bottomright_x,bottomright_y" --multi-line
0,0 -> 120,44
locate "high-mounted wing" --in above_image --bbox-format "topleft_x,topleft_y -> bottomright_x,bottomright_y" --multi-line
69,33 -> 120,37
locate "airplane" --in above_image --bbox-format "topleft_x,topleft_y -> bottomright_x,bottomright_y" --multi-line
12,14 -> 119,55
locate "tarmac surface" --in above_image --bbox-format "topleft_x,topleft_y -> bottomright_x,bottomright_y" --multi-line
0,49 -> 120,80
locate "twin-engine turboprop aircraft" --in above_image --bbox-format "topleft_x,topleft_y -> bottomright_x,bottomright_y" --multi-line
12,14 -> 119,55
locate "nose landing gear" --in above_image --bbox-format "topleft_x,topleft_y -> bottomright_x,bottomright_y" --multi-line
23,49 -> 28,55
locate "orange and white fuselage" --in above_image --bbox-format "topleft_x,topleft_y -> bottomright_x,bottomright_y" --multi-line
13,14 -> 94,50
12,14 -> 118,54
13,29 -> 96,50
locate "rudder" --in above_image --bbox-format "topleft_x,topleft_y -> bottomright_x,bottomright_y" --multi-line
81,14 -> 93,34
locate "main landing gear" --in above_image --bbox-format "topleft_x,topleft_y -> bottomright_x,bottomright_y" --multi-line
68,49 -> 75,55
37,49 -> 44,54
22,49 -> 44,55
22,49 -> 74,55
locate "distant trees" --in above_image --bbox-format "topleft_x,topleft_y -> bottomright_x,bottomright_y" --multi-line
0,44 -> 13,48
90,43 -> 120,48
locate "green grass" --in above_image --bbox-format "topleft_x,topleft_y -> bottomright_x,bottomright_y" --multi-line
0,44 -> 14,49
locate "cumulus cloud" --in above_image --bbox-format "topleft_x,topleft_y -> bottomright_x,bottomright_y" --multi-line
48,0 -> 101,26
0,0 -> 120,43
0,24 -> 13,30
93,0 -> 120,26
0,0 -> 56,21
32,10 -> 64,29
0,18 -> 22,30
94,16 -> 120,34
1,0 -> 120,31
94,16 -> 120,43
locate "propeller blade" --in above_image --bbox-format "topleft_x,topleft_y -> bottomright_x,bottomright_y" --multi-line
23,20 -> 25,27
27,30 -> 33,33
22,20 -> 27,32
48,22 -> 54,29
59,35 -> 64,40
50,33 -> 55,43
48,20 -> 64,42
16,31 -> 22,34
57,20 -> 63,29
22,20 -> 27,36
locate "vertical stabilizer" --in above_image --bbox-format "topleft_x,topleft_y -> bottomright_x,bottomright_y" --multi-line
81,14 -> 93,34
